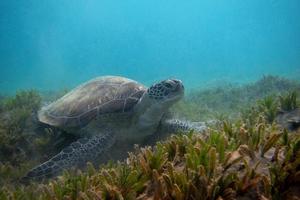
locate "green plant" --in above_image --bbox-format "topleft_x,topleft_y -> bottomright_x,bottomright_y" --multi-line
0,90 -> 51,186
279,90 -> 299,111
4,90 -> 41,111
1,76 -> 300,199
257,95 -> 279,123
99,164 -> 148,199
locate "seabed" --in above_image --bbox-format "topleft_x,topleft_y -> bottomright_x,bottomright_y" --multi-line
0,75 -> 300,200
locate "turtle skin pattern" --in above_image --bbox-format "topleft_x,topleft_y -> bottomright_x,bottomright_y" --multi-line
163,119 -> 207,133
21,132 -> 115,182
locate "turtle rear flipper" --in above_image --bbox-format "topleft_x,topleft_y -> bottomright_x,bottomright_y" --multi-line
21,131 -> 115,183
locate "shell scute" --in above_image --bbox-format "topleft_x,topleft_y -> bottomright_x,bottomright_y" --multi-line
38,76 -> 146,128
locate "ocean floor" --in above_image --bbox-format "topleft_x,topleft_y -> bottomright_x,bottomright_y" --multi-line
0,75 -> 300,199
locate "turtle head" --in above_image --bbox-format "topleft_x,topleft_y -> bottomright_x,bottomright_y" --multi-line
135,79 -> 184,131
147,79 -> 184,104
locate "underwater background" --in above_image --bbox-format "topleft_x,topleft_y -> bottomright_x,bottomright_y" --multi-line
1,1 -> 300,199
1,0 -> 300,94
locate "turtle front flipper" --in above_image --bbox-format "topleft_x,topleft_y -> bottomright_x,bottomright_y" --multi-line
142,119 -> 208,146
21,132 -> 115,182
161,119 -> 208,134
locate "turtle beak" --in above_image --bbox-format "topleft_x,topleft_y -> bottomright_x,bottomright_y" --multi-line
165,79 -> 184,101
173,79 -> 184,93
170,79 -> 184,95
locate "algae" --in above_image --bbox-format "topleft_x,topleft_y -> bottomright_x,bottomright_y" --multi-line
0,76 -> 299,199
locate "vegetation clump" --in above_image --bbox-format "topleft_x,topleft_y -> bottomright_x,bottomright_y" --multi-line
0,76 -> 300,199
1,110 -> 299,199
0,90 -> 53,185
174,75 -> 300,121
279,91 -> 298,112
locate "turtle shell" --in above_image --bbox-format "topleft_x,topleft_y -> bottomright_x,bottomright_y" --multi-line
38,76 -> 146,128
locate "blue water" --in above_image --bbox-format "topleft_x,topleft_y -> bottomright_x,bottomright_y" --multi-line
1,0 -> 300,94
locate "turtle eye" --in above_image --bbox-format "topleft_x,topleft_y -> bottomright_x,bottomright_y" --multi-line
164,83 -> 172,88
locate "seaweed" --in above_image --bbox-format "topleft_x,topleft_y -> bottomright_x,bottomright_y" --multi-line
0,90 -> 53,186
3,90 -> 41,111
257,95 -> 279,123
279,91 -> 299,111
1,104 -> 299,199
0,76 -> 300,199
174,75 -> 300,121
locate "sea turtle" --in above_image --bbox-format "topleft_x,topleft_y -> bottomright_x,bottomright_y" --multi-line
22,76 -> 206,181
